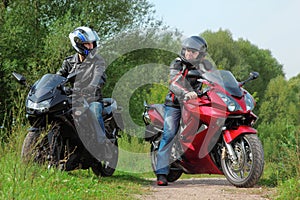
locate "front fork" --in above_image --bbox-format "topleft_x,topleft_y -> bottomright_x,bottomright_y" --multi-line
221,125 -> 257,164
222,136 -> 238,164
47,125 -> 64,169
222,128 -> 238,164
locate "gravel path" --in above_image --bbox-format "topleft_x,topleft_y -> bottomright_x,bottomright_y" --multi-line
137,178 -> 276,200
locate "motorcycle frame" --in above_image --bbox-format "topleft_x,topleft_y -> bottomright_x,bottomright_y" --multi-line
145,79 -> 258,175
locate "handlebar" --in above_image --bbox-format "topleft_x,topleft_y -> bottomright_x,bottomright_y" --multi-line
62,87 -> 92,97
183,90 -> 208,101
59,86 -> 99,103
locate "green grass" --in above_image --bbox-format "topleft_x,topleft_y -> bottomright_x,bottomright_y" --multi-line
0,127 -> 153,200
257,158 -> 300,199
117,132 -> 154,175
2,125 -> 299,199
0,160 -> 151,200
0,149 -> 153,200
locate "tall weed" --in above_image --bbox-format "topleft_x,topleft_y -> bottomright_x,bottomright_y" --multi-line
259,123 -> 299,198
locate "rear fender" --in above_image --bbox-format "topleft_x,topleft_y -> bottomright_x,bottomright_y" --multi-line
223,125 -> 257,143
147,108 -> 164,126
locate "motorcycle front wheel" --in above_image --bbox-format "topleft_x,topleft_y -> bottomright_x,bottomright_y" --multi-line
221,134 -> 264,188
21,131 -> 50,164
150,141 -> 183,182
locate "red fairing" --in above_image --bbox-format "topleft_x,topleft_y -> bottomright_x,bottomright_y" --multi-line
143,70 -> 263,187
223,126 -> 257,143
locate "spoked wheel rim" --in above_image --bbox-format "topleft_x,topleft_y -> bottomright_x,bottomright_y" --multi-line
221,134 -> 264,187
226,141 -> 253,180
225,139 -> 252,180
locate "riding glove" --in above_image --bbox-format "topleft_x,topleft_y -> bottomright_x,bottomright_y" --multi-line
184,91 -> 198,100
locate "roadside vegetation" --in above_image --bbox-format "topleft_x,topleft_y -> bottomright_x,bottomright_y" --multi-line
1,0 -> 299,199
0,124 -> 153,200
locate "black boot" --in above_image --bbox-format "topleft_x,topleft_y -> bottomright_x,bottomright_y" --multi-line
156,174 -> 168,186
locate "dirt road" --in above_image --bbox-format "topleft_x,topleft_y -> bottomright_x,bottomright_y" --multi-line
137,178 -> 276,200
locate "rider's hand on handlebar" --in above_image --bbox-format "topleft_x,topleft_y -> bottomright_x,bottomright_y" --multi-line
184,91 -> 198,100
64,87 -> 73,95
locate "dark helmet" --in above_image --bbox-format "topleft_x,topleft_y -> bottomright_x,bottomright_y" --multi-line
181,36 -> 208,64
69,26 -> 100,56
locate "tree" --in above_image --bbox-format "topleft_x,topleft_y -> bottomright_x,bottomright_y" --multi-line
257,75 -> 300,180
202,29 -> 241,71
0,0 -> 162,131
100,30 -> 182,131
202,29 -> 284,109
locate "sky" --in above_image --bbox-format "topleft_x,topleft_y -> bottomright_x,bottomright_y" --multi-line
148,0 -> 300,79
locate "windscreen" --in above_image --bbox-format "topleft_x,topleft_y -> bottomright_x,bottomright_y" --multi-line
202,70 -> 242,97
31,74 -> 66,100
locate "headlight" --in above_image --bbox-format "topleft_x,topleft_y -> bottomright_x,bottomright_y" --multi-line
27,98 -> 52,113
245,92 -> 255,111
216,92 -> 241,112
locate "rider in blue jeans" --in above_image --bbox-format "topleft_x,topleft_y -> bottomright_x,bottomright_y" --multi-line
57,26 -> 107,142
156,36 -> 210,186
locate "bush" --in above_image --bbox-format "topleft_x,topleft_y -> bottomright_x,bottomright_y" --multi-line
276,177 -> 300,200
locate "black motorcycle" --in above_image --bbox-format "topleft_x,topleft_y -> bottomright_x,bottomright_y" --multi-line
12,71 -> 123,176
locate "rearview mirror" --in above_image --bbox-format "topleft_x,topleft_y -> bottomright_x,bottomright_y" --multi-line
250,72 -> 259,80
12,72 -> 27,86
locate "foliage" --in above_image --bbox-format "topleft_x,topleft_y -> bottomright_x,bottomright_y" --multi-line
275,177 -> 300,200
257,74 -> 300,197
1,0 -> 299,197
0,0 -> 162,130
202,29 -> 240,71
100,31 -> 181,129
259,76 -> 298,125
202,29 -> 284,110
0,132 -> 151,200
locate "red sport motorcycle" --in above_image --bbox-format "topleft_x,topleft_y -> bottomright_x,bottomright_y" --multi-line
143,69 -> 264,187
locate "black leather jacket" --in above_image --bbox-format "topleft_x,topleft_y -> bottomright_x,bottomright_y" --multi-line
164,57 -> 203,107
56,50 -> 107,102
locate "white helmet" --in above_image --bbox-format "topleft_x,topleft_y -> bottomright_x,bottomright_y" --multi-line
69,26 -> 100,56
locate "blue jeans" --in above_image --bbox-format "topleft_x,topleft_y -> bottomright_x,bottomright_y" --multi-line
156,106 -> 181,175
89,102 -> 106,142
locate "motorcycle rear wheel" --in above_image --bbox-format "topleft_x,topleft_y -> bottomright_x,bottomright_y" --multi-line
221,134 -> 264,188
92,140 -> 119,177
150,142 -> 183,182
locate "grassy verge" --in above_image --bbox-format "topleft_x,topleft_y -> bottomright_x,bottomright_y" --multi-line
0,157 -> 152,200
3,125 -> 299,200
0,127 -> 153,200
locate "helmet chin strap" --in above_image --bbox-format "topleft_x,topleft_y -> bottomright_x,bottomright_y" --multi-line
84,49 -> 90,56
78,49 -> 90,62
79,47 -> 95,62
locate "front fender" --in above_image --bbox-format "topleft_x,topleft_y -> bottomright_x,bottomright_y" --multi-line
223,125 -> 257,143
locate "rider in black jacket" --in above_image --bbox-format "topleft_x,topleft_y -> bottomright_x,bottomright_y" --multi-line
156,36 -> 213,186
57,26 -> 107,142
